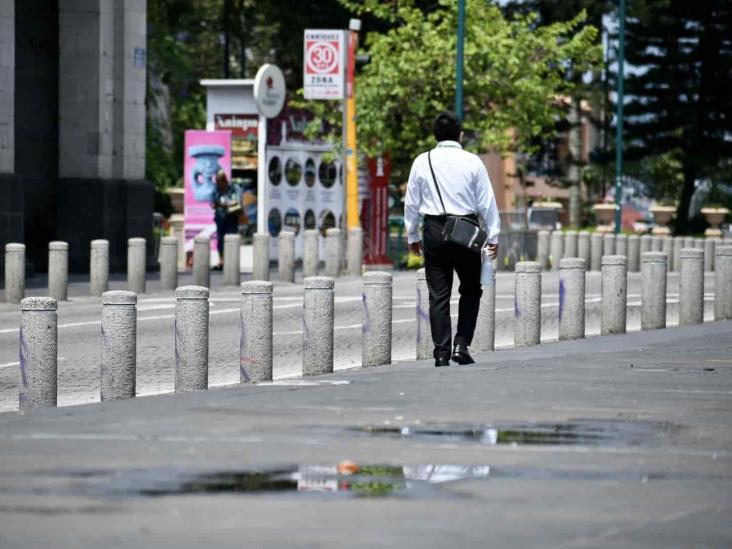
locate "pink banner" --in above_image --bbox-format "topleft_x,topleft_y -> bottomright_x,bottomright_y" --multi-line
183,130 -> 232,254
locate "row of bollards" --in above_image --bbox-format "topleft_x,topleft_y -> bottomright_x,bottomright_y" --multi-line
535,230 -> 723,273
3,228 -> 362,304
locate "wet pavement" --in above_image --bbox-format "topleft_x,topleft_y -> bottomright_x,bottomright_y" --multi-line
0,321 -> 730,547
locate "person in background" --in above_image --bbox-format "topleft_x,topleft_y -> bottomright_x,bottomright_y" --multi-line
210,170 -> 241,270
404,111 -> 500,367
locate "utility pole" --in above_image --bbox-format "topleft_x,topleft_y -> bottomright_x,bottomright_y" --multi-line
455,0 -> 465,120
613,0 -> 625,234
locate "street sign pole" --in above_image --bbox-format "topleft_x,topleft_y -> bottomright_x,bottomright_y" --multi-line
614,0 -> 625,234
455,0 -> 465,120
345,20 -> 361,230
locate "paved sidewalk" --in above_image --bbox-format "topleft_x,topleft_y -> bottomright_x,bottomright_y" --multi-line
0,321 -> 730,547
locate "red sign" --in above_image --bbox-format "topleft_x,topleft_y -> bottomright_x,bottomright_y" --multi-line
303,30 -> 345,100
362,155 -> 393,266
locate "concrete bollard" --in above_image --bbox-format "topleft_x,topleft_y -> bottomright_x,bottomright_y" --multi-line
601,255 -> 627,335
362,272 -> 392,367
303,229 -> 320,278
19,297 -> 57,410
348,227 -> 364,276
100,291 -> 137,400
615,234 -> 628,258
627,235 -> 640,272
514,261 -> 541,347
159,236 -> 178,291
651,236 -> 663,252
641,252 -> 667,330
239,281 -> 273,383
578,231 -> 591,268
704,238 -> 716,272
563,230 -> 578,258
4,243 -> 25,304
174,286 -> 209,392
672,237 -> 683,272
473,264 -> 496,353
278,231 -> 295,283
679,248 -> 704,326
662,236 -> 674,273
603,233 -> 616,256
640,234 -> 652,256
90,239 -> 109,296
127,238 -> 146,294
536,230 -> 550,269
714,246 -> 732,320
252,233 -> 270,281
223,233 -> 241,286
416,268 -> 432,359
590,233 -> 603,271
549,231 -> 564,270
193,235 -> 211,288
303,276 -> 335,376
559,258 -> 585,340
325,228 -> 342,277
48,241 -> 69,301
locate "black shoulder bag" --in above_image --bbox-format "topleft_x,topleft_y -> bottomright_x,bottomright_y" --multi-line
427,151 -> 488,253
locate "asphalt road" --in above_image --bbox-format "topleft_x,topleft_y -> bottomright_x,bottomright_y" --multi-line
0,269 -> 717,412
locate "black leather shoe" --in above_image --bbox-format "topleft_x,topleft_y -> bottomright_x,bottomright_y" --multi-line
451,344 -> 475,365
435,356 -> 450,367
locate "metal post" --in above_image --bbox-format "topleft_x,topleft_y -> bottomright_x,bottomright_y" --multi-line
613,0 -> 625,233
455,0 -> 465,120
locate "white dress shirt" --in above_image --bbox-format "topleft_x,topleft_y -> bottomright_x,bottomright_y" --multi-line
404,140 -> 501,245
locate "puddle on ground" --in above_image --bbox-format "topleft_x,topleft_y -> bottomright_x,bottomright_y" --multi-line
346,419 -> 675,447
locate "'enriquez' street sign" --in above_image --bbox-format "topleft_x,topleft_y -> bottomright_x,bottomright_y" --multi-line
303,29 -> 345,100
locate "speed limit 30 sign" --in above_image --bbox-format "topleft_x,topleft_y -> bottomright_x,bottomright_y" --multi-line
303,29 -> 345,100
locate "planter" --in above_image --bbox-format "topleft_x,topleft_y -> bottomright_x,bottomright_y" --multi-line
592,203 -> 616,233
649,205 -> 676,235
701,207 -> 729,237
167,188 -> 185,215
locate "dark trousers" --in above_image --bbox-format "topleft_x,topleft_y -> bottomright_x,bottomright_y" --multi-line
423,216 -> 482,358
215,214 -> 238,260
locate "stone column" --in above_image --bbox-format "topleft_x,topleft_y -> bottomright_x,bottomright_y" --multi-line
174,286 -> 209,392
603,233 -> 616,256
601,255 -> 627,335
252,233 -> 270,281
577,231 -> 591,269
48,241 -> 69,301
303,229 -> 319,278
127,238 -> 146,294
100,290 -> 137,400
416,268 -> 432,359
549,231 -> 563,270
563,230 -> 578,258
672,237 -> 683,272
223,233 -> 241,286
193,235 -> 211,288
704,238 -> 716,272
514,261 -> 541,347
303,276 -> 335,376
536,230 -> 550,269
679,248 -> 704,326
714,246 -> 732,321
158,236 -> 178,291
362,272 -> 392,367
4,243 -> 25,304
651,236 -> 663,252
239,281 -> 273,383
325,228 -> 342,277
559,258 -> 585,340
90,239 -> 109,296
627,235 -> 640,272
640,234 -> 652,256
19,297 -> 57,410
473,266 -> 496,352
278,231 -> 295,283
348,227 -> 363,276
641,252 -> 667,330
662,236 -> 674,273
590,233 -> 603,272
615,234 -> 628,258
683,237 -> 695,250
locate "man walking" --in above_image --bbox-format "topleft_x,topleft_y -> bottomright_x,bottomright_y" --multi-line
404,111 -> 500,367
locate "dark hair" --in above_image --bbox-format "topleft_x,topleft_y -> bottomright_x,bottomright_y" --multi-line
433,111 -> 461,142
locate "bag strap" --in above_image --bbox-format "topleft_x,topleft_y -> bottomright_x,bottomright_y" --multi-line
427,151 -> 447,216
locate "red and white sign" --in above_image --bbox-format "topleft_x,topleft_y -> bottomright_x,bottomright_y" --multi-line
303,29 -> 345,100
